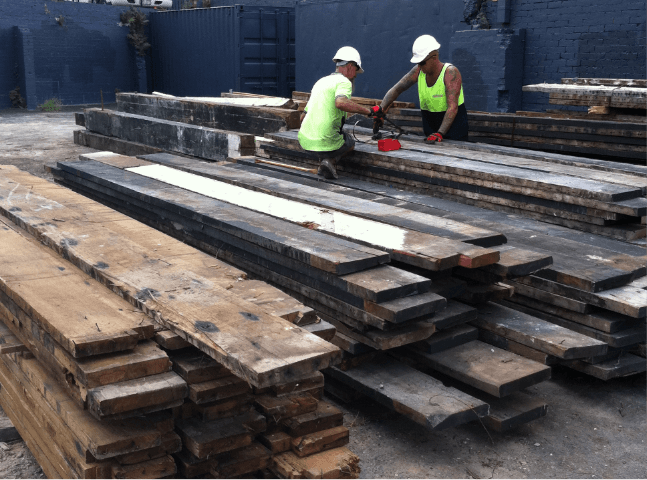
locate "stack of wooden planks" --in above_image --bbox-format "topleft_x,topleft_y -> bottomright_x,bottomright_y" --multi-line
261,128 -> 647,242
52,149 -> 628,436
116,92 -> 301,136
0,164 -> 362,479
222,142 -> 646,382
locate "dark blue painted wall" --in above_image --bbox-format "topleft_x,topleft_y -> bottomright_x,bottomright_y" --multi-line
295,0 -> 646,112
504,0 -> 646,111
295,0 -> 466,105
0,0 -> 147,109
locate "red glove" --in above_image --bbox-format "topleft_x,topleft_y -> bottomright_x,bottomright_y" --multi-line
424,132 -> 443,144
368,105 -> 385,118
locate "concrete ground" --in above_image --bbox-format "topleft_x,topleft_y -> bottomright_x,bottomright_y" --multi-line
0,109 -> 645,479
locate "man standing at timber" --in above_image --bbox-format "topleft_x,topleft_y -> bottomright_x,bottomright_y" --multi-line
377,35 -> 468,143
298,46 -> 384,179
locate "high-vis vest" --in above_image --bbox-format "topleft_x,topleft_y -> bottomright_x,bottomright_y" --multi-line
418,63 -> 464,113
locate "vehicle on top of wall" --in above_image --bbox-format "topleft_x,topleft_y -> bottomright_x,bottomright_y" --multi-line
105,0 -> 173,7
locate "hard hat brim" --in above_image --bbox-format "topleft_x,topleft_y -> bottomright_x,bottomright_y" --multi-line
410,53 -> 427,63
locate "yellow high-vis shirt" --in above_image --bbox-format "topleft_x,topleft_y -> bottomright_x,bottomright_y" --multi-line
298,73 -> 352,152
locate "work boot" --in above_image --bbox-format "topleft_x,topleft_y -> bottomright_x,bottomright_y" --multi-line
319,159 -> 339,180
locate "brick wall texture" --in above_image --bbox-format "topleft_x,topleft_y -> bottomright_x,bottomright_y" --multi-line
0,0 -> 146,109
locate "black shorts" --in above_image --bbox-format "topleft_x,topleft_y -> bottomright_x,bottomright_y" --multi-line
314,132 -> 356,160
421,103 -> 469,141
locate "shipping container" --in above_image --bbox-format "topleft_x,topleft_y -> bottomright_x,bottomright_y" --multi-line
149,5 -> 295,97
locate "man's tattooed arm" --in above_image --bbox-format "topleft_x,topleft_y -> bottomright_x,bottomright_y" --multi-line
380,65 -> 420,112
437,65 -> 462,136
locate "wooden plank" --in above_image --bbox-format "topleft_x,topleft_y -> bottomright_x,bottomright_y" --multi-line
85,371 -> 187,420
477,392 -> 548,432
140,153 -> 507,248
154,329 -> 191,350
513,275 -> 647,318
55,160 -> 389,276
405,340 -> 552,397
291,426 -> 349,458
472,302 -> 608,359
126,163 -> 497,271
563,354 -> 646,380
0,217 -> 154,358
561,78 -> 647,88
0,358 -> 86,478
74,129 -> 166,157
254,393 -> 319,422
113,431 -> 181,465
111,454 -> 177,479
257,161 -> 645,293
176,409 -> 265,459
324,356 -> 489,430
292,90 -> 414,108
190,394 -> 254,422
477,328 -> 561,365
409,324 -> 479,354
171,350 -> 232,384
267,131 -> 644,203
84,108 -> 256,159
502,293 -> 644,333
0,351 -> 170,462
117,92 -> 300,135
426,300 -> 478,330
301,319 -> 336,341
498,299 -> 646,349
507,281 -> 592,313
271,371 -> 324,397
187,375 -> 251,404
0,169 -> 342,389
259,431 -> 292,454
211,442 -> 271,478
281,401 -> 343,437
324,315 -> 436,351
271,447 -> 361,479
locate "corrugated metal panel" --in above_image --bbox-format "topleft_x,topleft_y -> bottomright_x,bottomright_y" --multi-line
150,7 -> 237,96
150,5 -> 294,97
238,6 -> 295,97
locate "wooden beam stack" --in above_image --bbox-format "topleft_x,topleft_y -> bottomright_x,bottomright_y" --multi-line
116,92 -> 302,136
47,151 -> 576,433
0,164 -> 366,479
261,128 -> 647,242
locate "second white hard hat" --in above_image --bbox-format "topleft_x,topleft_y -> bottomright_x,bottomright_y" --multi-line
332,46 -> 364,74
410,35 -> 441,63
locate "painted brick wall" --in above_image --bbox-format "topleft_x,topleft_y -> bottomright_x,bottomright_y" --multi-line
486,0 -> 646,111
0,1 -> 147,109
449,29 -> 525,113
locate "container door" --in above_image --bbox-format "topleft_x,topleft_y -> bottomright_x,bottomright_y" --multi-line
237,6 -> 295,98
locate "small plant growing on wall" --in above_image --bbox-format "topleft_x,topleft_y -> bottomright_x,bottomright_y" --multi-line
38,97 -> 62,112
120,7 -> 151,57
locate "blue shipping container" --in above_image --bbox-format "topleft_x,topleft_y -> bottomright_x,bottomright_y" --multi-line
150,5 -> 295,98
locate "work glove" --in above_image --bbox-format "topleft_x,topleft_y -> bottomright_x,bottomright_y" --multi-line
367,105 -> 385,119
424,132 -> 443,144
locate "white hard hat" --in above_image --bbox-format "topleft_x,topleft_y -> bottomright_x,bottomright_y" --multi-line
410,35 -> 441,63
332,46 -> 364,74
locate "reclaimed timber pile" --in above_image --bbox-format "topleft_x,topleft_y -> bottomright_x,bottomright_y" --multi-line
0,165 -> 361,479
230,144 -> 647,381
64,96 -> 644,426
261,127 -> 647,242
50,146 -> 640,436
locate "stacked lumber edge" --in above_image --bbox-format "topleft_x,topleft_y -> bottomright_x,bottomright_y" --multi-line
0,166 -> 359,479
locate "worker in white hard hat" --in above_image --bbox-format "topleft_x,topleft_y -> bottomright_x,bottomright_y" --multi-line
298,46 -> 384,179
377,35 -> 468,143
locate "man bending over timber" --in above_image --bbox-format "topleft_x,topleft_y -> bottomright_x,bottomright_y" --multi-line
299,46 -> 384,179
377,35 -> 468,143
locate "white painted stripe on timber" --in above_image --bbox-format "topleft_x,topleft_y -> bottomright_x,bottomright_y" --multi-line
126,164 -> 413,250
227,134 -> 242,158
